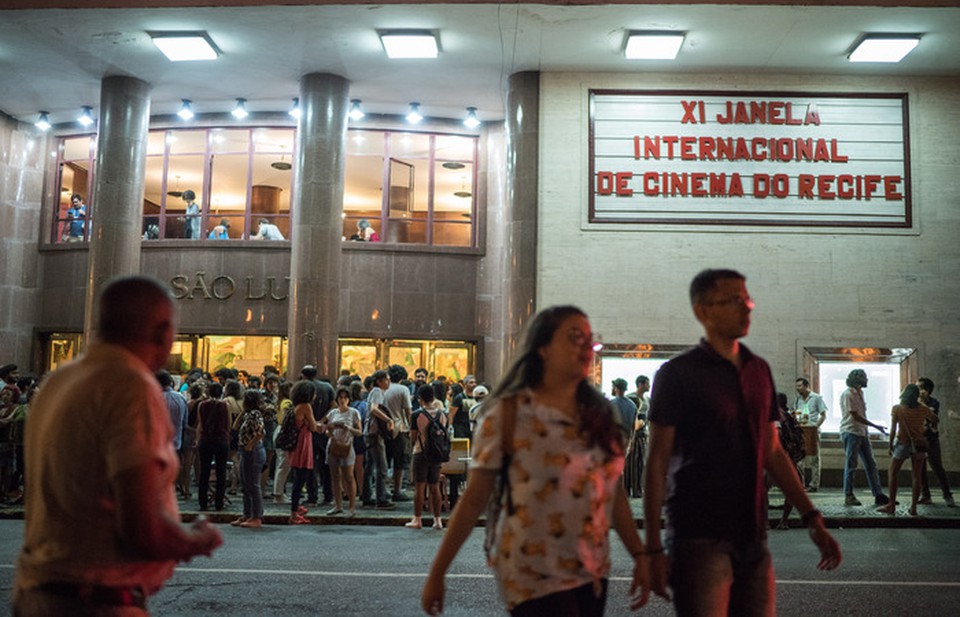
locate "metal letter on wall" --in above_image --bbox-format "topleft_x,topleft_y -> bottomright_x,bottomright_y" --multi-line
589,90 -> 910,228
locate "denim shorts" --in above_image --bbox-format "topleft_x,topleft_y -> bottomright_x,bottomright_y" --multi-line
891,441 -> 922,460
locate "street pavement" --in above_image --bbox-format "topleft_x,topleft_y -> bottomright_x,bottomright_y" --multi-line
1,520 -> 958,616
2,485 -> 959,529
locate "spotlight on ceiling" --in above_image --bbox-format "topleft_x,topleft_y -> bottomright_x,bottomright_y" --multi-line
348,99 -> 365,121
35,111 -> 51,131
849,34 -> 921,63
288,98 -> 301,120
463,107 -> 481,129
624,31 -> 685,60
177,99 -> 194,120
77,106 -> 95,128
406,102 -> 423,124
231,98 -> 249,120
149,31 -> 220,62
379,30 -> 440,59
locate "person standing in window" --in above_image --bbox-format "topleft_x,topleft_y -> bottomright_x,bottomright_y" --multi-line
253,218 -> 285,240
62,193 -> 86,242
182,190 -> 200,239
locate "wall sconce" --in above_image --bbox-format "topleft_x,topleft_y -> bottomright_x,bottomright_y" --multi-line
35,111 -> 51,131
77,106 -> 95,127
231,98 -> 248,119
177,99 -> 194,120
463,107 -> 481,129
406,102 -> 423,124
288,98 -> 301,119
348,99 -> 365,121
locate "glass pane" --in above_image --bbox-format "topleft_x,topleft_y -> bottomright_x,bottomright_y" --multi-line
141,157 -> 163,240
204,214 -> 243,240
388,133 -> 430,217
209,153 -> 249,228
146,131 -> 166,155
62,135 -> 94,161
49,334 -> 82,372
818,362 -> 902,433
388,344 -> 423,375
167,340 -> 194,374
384,218 -> 426,244
434,160 -> 473,222
168,130 -> 207,154
211,129 -> 249,154
432,221 -> 471,247
340,344 -> 378,376
251,154 -> 292,213
251,215 -> 288,240
253,128 -> 294,153
344,131 -> 384,215
432,347 -> 470,382
599,356 -> 669,399
435,134 -> 475,161
163,214 -> 185,239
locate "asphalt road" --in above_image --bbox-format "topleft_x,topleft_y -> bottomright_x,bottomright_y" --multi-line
1,521 -> 958,616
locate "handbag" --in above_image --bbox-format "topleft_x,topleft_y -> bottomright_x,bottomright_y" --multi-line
329,439 -> 352,458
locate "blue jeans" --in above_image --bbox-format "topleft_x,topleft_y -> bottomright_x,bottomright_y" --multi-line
668,539 -> 774,617
364,434 -> 390,503
240,443 -> 266,519
841,432 -> 884,497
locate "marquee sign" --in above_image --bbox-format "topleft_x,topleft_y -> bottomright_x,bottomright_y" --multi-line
589,90 -> 911,227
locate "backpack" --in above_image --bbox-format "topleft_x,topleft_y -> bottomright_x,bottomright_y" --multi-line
275,410 -> 299,452
422,410 -> 451,464
779,412 -> 806,463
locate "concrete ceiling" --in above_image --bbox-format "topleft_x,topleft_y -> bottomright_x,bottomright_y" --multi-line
2,3 -> 959,127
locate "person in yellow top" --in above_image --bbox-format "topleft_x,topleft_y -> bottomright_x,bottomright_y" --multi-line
878,384 -> 939,516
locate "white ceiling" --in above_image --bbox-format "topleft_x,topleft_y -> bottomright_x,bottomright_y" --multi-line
2,3 -> 959,127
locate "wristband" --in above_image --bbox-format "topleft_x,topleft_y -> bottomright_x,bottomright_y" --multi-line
801,508 -> 823,527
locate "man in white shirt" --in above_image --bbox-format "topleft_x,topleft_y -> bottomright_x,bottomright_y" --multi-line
253,218 -> 285,240
795,377 -> 828,491
838,368 -> 889,506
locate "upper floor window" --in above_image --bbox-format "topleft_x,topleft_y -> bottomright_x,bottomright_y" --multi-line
51,135 -> 96,243
144,127 -> 294,240
343,130 -> 477,247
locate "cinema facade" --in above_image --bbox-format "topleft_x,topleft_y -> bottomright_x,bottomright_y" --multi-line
2,66 -> 958,481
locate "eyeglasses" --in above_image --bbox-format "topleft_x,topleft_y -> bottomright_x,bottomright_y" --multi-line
567,328 -> 603,352
705,295 -> 755,309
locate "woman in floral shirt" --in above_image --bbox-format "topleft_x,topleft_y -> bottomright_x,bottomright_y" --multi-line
233,390 -> 265,528
423,306 -> 650,615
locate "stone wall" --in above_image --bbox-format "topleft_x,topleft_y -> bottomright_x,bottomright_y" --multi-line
0,113 -> 45,371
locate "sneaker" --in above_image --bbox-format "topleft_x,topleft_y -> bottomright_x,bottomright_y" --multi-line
946,495 -> 956,507
432,519 -> 444,530
376,501 -> 397,510
392,492 -> 412,502
274,495 -> 287,504
845,495 -> 862,506
874,494 -> 890,506
917,496 -> 933,505
289,514 -> 309,525
807,487 -> 818,493
361,500 -> 377,508
346,510 -> 356,518
405,519 -> 422,529
326,507 -> 343,516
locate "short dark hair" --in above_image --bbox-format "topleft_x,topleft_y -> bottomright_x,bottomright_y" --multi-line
796,377 -> 810,387
300,365 -> 318,380
243,389 -> 264,412
387,364 -> 407,383
98,276 -> 174,345
689,268 -> 746,306
207,382 -> 224,399
335,386 -> 351,401
182,189 -> 196,201
418,383 -> 436,404
635,375 -> 649,386
71,193 -> 83,202
917,377 -> 935,394
291,380 -> 317,405
224,379 -> 244,400
156,370 -> 175,388
372,369 -> 389,384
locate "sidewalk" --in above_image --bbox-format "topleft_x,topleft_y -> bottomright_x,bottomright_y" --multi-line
6,487 -> 955,529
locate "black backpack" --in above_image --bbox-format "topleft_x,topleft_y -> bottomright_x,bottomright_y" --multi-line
275,410 -> 299,452
422,410 -> 451,464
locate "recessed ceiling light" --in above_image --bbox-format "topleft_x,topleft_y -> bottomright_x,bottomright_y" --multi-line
379,30 -> 439,59
149,31 -> 220,62
624,31 -> 685,60
849,35 -> 921,63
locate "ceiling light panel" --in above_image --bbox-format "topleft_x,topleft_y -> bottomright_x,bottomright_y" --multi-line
625,32 -> 685,60
150,31 -> 220,62
849,35 -> 921,63
379,30 -> 439,59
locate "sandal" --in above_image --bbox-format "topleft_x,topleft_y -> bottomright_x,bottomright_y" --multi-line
240,518 -> 262,528
230,517 -> 247,526
289,513 -> 309,525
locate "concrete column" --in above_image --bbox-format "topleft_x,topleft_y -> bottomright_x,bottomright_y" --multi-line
82,75 -> 151,340
287,73 -> 349,380
495,71 -> 540,377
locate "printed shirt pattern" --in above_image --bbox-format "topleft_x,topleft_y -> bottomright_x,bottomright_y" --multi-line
471,392 -> 624,609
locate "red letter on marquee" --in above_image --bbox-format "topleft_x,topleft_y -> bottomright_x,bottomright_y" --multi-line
681,100 -> 699,124
596,172 -> 613,195
797,175 -> 815,199
884,176 -> 903,200
616,172 -> 634,196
